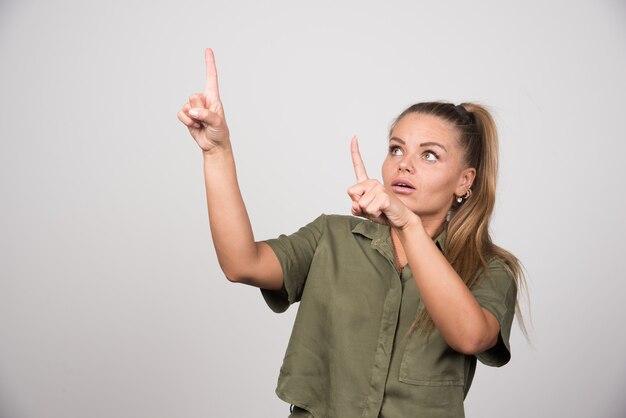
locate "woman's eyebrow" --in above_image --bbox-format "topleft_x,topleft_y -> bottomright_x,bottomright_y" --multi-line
390,137 -> 448,152
420,141 -> 447,152
389,137 -> 405,144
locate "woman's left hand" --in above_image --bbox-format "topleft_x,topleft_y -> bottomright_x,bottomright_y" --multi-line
347,137 -> 419,230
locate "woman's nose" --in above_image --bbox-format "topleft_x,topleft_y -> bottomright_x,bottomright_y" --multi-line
398,156 -> 414,173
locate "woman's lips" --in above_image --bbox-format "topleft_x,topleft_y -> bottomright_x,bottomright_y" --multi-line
391,179 -> 416,194
391,185 -> 415,194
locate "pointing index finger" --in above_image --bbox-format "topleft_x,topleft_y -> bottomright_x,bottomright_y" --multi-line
204,48 -> 221,103
351,136 -> 369,183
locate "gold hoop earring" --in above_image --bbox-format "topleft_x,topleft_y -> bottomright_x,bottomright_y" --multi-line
455,188 -> 472,204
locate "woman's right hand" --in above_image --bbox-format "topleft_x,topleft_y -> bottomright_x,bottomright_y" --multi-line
177,48 -> 230,154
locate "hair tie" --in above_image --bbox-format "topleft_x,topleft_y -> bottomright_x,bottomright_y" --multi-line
455,104 -> 475,125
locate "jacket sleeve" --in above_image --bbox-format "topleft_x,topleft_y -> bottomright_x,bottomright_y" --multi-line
260,214 -> 326,313
471,257 -> 518,367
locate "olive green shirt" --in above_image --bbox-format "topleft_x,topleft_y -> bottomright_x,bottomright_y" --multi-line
262,214 -> 516,418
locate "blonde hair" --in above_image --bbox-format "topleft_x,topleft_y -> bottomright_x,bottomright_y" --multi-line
390,102 -> 528,337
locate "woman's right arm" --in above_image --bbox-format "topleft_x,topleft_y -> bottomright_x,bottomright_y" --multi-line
177,48 -> 283,290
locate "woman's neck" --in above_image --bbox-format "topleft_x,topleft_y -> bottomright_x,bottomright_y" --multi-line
418,216 -> 446,239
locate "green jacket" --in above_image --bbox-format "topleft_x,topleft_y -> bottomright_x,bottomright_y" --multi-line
262,214 -> 516,418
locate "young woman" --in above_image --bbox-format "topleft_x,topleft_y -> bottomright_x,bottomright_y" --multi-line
177,49 -> 524,418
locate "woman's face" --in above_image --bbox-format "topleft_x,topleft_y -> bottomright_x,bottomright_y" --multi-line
381,113 -> 475,224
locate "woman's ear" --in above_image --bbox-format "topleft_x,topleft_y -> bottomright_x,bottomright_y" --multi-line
455,167 -> 476,196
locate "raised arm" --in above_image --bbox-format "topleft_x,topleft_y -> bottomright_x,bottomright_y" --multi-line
177,49 -> 282,289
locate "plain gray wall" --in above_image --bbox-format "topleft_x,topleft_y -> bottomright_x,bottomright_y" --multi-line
1,0 -> 625,417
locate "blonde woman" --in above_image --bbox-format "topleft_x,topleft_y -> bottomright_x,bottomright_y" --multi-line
177,49 -> 524,418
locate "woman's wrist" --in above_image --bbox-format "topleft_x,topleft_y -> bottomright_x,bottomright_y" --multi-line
202,142 -> 233,160
394,212 -> 424,235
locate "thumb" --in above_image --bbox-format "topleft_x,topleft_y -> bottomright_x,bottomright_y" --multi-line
188,108 -> 222,127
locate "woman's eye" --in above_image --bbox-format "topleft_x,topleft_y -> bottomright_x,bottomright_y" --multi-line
389,146 -> 403,155
422,151 -> 438,162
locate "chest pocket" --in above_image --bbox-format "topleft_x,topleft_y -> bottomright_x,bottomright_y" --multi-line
399,327 -> 466,386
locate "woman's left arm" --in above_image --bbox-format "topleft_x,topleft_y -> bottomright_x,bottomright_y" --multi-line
395,219 -> 500,355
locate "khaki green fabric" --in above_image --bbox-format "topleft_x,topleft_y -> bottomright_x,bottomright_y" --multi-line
262,214 -> 516,418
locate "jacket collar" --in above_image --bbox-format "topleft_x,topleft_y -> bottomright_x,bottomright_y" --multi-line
351,218 -> 447,256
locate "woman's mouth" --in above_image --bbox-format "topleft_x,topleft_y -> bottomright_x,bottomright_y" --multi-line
391,179 -> 415,194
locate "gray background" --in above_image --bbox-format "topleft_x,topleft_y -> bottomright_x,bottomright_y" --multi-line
1,0 -> 625,417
